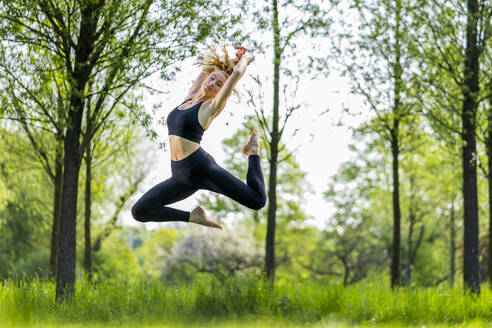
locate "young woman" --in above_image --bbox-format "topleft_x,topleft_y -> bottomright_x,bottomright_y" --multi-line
131,44 -> 266,229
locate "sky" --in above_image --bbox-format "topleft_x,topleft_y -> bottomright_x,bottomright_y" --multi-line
119,47 -> 371,231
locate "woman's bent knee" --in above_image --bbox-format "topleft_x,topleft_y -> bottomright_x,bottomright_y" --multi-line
250,195 -> 266,210
131,203 -> 148,222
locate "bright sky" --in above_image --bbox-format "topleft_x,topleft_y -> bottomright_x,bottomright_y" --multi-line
119,44 -> 370,231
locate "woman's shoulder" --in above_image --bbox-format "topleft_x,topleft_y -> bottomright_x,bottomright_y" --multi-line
180,97 -> 193,104
176,97 -> 193,109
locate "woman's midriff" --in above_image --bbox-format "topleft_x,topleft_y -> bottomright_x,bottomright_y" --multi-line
169,135 -> 201,161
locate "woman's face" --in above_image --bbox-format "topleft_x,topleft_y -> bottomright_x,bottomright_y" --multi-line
202,70 -> 227,96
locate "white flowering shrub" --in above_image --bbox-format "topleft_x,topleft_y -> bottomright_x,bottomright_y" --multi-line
160,227 -> 263,280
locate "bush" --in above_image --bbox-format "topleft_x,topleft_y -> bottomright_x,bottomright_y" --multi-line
161,227 -> 263,281
8,248 -> 50,280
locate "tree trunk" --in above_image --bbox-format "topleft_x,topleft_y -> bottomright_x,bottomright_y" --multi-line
450,199 -> 456,286
390,0 -> 402,289
84,140 -> 92,282
55,3 -> 99,300
342,257 -> 349,287
462,0 -> 480,295
56,110 -> 83,300
404,175 -> 416,285
49,140 -> 63,280
84,87 -> 94,283
488,94 -> 492,287
405,205 -> 414,285
390,126 -> 401,288
265,0 -> 281,281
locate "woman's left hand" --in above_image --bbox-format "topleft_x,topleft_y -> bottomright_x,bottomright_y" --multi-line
232,42 -> 247,64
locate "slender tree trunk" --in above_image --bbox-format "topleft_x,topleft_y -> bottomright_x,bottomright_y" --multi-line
84,86 -> 94,283
390,126 -> 401,288
265,0 -> 281,281
405,208 -> 414,285
462,0 -> 480,295
342,257 -> 349,287
450,199 -> 456,286
488,95 -> 492,287
84,141 -> 92,282
413,225 -> 425,266
404,175 -> 416,285
390,0 -> 402,289
49,140 -> 63,280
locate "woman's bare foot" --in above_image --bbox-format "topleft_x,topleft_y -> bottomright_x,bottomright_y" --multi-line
189,205 -> 222,229
242,129 -> 260,156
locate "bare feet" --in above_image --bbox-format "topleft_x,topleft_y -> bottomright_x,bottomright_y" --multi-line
242,129 -> 260,156
189,205 -> 222,229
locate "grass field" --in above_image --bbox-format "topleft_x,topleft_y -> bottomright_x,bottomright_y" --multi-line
1,274 -> 491,327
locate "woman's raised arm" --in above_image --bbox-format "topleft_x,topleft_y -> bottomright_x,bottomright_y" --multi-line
203,55 -> 253,119
185,66 -> 215,100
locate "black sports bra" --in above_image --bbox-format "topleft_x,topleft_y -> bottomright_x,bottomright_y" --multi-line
166,99 -> 205,144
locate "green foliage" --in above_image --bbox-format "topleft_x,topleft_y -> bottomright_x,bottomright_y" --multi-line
248,0 -> 333,77
136,228 -> 181,277
9,248 -> 51,281
92,232 -> 141,279
320,117 -> 470,286
0,127 -> 53,279
273,226 -> 320,282
320,128 -> 390,284
0,117 -> 155,280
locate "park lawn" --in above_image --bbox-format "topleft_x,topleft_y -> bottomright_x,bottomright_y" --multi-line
1,274 -> 491,327
1,319 -> 491,328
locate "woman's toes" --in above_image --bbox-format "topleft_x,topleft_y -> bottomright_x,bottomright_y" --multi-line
242,130 -> 260,155
190,206 -> 222,229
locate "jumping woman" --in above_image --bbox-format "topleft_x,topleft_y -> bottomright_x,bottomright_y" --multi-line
131,44 -> 266,229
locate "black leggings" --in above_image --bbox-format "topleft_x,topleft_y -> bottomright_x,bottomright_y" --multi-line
131,147 -> 266,222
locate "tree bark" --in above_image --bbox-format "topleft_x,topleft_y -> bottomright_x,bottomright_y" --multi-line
488,94 -> 492,287
405,195 -> 415,284
390,0 -> 403,289
265,0 -> 281,281
49,139 -> 63,280
342,256 -> 349,287
461,0 -> 480,295
450,198 -> 456,286
390,125 -> 401,288
84,87 -> 94,283
56,110 -> 83,300
84,140 -> 92,282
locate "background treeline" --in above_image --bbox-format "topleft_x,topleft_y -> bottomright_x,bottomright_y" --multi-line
0,0 -> 491,301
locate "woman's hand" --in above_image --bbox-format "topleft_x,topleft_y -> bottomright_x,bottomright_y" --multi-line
232,43 -> 254,74
232,42 -> 247,64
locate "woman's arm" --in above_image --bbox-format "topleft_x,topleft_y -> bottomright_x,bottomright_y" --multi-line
185,66 -> 215,100
203,55 -> 252,119
188,44 -> 245,100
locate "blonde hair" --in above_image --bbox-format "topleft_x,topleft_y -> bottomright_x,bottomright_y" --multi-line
197,43 -> 240,98
197,44 -> 235,76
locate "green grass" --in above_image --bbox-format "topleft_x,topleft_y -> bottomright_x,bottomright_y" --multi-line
1,274 -> 491,327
